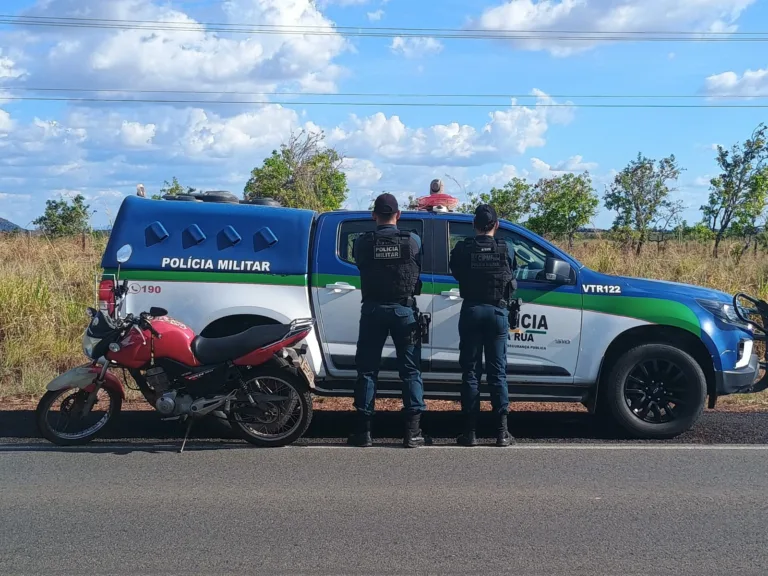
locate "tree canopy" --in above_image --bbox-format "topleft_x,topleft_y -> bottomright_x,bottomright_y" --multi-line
526,172 -> 599,248
32,194 -> 92,237
604,153 -> 683,255
457,177 -> 532,223
701,123 -> 768,257
244,130 -> 349,212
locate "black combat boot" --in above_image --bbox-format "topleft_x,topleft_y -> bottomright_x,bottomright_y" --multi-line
347,412 -> 373,447
456,412 -> 478,447
403,411 -> 425,448
496,412 -> 512,447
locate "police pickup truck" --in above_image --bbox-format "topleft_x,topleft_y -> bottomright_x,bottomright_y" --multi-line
101,194 -> 768,440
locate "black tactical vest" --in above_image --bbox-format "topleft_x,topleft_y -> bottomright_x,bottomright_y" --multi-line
357,230 -> 421,303
457,237 -> 514,303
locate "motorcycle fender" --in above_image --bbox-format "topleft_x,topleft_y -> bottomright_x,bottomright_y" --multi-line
47,364 -> 126,399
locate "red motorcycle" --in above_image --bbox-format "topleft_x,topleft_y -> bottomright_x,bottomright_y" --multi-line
36,252 -> 315,450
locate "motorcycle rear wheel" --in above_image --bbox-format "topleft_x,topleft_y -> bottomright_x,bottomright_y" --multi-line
229,365 -> 313,447
36,387 -> 122,446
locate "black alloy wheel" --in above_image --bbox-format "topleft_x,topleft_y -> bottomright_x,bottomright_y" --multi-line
600,343 -> 707,439
623,358 -> 687,424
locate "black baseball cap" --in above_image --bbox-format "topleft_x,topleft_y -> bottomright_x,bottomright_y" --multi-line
474,204 -> 498,229
373,193 -> 399,215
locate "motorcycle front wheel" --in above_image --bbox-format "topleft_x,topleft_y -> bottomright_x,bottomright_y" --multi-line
36,387 -> 122,446
229,365 -> 313,448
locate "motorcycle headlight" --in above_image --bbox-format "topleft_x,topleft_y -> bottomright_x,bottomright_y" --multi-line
697,299 -> 746,326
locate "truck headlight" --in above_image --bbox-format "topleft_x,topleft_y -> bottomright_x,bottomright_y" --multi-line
697,299 -> 744,325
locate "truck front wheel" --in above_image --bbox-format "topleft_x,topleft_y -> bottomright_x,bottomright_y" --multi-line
600,343 -> 707,440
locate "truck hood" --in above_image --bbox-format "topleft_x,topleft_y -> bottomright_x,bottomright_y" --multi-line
586,271 -> 733,303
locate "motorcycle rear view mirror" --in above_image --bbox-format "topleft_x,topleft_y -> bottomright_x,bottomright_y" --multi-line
116,244 -> 133,264
114,244 -> 133,303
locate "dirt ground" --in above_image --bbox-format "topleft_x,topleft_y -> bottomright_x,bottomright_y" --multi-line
3,395 -> 765,413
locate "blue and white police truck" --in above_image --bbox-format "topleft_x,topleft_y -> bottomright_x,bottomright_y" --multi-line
100,193 -> 768,440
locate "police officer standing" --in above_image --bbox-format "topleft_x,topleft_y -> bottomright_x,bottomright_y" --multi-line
449,204 -> 517,447
347,193 -> 427,448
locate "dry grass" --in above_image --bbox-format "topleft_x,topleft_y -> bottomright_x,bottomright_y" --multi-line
1,234 -> 767,410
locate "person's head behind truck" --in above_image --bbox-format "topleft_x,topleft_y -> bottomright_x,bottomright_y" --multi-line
474,203 -> 499,236
372,193 -> 400,226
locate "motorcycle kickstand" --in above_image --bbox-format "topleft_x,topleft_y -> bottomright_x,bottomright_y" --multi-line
179,418 -> 194,454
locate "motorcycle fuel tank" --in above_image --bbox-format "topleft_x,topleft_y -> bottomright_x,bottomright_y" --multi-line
108,315 -> 200,369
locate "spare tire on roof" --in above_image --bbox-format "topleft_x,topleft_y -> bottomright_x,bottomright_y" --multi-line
241,197 -> 282,207
163,194 -> 201,202
197,190 -> 239,203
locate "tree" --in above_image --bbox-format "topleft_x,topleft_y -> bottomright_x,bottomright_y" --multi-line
244,129 -> 348,212
649,199 -> 686,252
604,153 -> 683,256
33,194 -> 92,237
525,172 -> 599,249
151,176 -> 197,200
701,123 -> 768,258
457,177 -> 532,223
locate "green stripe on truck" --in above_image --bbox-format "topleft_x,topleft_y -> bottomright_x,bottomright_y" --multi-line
102,268 -> 307,286
318,275 -> 701,337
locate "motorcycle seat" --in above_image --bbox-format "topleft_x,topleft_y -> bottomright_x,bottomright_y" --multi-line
191,324 -> 291,364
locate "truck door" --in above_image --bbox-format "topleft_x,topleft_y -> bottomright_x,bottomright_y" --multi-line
429,219 -> 582,385
311,212 -> 434,381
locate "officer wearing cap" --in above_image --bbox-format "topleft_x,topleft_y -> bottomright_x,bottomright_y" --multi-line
449,204 -> 517,447
347,193 -> 427,448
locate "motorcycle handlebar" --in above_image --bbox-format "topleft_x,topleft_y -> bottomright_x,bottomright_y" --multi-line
119,313 -> 162,338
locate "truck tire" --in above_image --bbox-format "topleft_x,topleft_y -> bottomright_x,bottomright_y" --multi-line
163,194 -> 200,202
600,343 -> 707,440
198,192 -> 239,204
241,197 -> 282,207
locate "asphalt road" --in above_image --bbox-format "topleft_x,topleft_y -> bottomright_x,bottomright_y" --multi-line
1,444 -> 768,575
2,410 -> 768,575
5,408 -> 768,446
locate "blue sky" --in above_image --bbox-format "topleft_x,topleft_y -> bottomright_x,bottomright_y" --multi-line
1,0 -> 767,229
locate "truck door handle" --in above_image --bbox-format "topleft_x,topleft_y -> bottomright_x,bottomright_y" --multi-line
326,282 -> 357,292
441,289 -> 461,299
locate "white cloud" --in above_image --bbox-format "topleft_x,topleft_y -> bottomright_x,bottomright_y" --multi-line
179,106 -> 301,157
341,158 -> 384,187
0,192 -> 31,201
0,50 -> 24,81
473,0 -> 756,56
704,66 -> 768,97
367,9 -> 385,21
15,0 -> 348,94
120,121 -> 157,148
0,109 -> 13,134
468,164 -> 527,192
390,37 -> 444,59
531,155 -> 598,175
329,90 -> 574,165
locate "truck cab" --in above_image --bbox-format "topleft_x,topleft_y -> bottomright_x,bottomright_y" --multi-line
102,194 -> 767,440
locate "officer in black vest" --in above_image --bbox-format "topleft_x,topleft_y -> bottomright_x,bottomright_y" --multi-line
449,204 -> 517,447
347,193 -> 427,448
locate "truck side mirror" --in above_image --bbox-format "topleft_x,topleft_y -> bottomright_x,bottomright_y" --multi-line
544,257 -> 573,284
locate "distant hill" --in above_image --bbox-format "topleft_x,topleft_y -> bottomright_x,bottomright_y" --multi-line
0,217 -> 22,232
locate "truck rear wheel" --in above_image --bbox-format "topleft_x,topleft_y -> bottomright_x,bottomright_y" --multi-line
600,343 -> 707,439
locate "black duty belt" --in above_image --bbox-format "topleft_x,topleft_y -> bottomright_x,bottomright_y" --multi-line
464,299 -> 508,308
366,297 -> 416,307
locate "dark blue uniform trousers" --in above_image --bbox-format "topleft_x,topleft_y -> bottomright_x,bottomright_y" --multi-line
354,302 -> 426,416
458,302 -> 510,416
